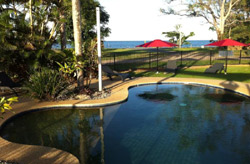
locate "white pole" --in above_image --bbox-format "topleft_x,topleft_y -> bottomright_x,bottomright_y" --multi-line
96,7 -> 102,91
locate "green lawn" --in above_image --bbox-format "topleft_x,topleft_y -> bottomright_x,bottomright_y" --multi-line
133,66 -> 250,83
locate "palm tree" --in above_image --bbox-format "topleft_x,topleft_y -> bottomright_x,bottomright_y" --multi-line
72,0 -> 84,89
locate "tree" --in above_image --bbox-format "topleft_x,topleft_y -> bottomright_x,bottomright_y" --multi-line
72,0 -> 84,89
54,0 -> 110,51
225,0 -> 250,43
0,0 -> 63,79
66,0 -> 110,47
0,0 -> 110,89
228,23 -> 250,43
162,24 -> 195,47
161,0 -> 248,40
59,0 -> 68,50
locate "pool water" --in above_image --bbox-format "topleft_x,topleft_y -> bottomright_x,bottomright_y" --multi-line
1,84 -> 250,164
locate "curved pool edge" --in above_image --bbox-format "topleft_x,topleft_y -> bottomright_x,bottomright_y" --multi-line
0,77 -> 250,164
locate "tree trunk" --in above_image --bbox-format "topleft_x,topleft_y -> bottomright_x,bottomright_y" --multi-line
72,0 -> 84,89
60,0 -> 67,50
218,0 -> 240,40
217,30 -> 223,41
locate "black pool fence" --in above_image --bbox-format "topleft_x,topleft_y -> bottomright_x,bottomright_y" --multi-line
102,50 -> 250,71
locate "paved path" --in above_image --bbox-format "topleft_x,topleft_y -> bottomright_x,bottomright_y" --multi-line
0,77 -> 250,164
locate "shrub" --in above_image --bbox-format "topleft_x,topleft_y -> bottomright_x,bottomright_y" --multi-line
26,68 -> 70,100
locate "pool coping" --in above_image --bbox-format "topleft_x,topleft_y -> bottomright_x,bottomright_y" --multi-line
0,77 -> 250,164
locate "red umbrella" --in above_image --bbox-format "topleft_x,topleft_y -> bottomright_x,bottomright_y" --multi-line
205,39 -> 247,74
136,39 -> 178,48
205,39 -> 247,47
136,39 -> 177,71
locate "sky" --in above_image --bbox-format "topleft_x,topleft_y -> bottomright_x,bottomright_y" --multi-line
98,0 -> 217,41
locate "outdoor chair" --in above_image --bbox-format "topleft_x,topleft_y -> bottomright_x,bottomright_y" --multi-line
0,72 -> 21,95
102,65 -> 132,81
166,60 -> 178,73
204,63 -> 224,74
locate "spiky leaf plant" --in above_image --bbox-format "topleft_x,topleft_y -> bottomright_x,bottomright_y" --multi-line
26,68 -> 70,100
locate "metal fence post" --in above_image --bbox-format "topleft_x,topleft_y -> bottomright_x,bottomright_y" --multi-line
239,50 -> 242,64
113,53 -> 116,70
157,50 -> 159,71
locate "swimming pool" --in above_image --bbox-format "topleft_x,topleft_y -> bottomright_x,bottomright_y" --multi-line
1,84 -> 250,164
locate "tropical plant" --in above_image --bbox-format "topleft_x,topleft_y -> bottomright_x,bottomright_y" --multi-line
57,60 -> 84,84
57,62 -> 78,76
83,39 -> 98,87
25,68 -> 70,100
0,97 -> 18,119
162,24 -> 195,47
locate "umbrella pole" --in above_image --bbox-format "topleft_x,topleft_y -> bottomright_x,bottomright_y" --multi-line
157,47 -> 159,72
210,50 -> 212,65
239,50 -> 242,64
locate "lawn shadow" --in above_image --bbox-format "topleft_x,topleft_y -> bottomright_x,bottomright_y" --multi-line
219,80 -> 250,97
157,74 -> 176,84
219,81 -> 239,91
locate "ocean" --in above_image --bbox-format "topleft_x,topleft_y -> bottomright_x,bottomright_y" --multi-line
52,40 -> 211,49
103,40 -> 211,49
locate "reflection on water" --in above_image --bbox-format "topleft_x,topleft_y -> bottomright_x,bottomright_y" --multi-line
1,84 -> 250,164
203,92 -> 250,104
138,89 -> 176,102
0,108 -> 104,164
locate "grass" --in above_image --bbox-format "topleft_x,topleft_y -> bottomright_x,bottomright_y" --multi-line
179,59 -> 250,66
133,65 -> 250,83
